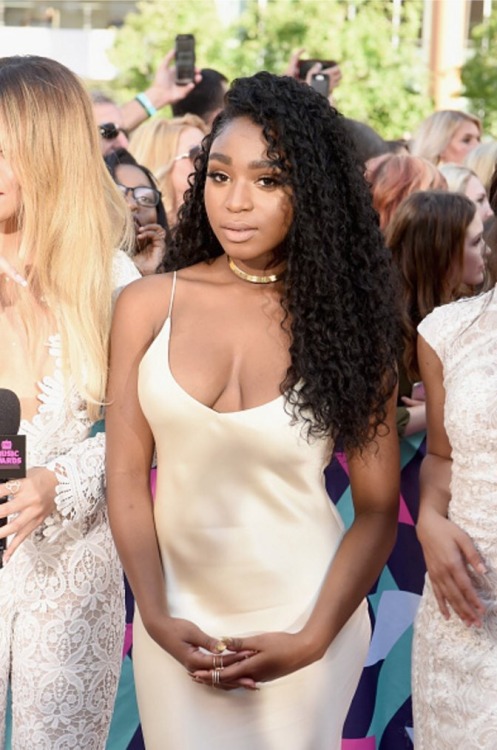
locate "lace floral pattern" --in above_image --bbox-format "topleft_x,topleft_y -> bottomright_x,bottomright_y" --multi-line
0,253 -> 140,750
413,288 -> 497,748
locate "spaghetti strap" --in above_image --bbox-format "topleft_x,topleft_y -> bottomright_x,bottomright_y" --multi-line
167,271 -> 177,321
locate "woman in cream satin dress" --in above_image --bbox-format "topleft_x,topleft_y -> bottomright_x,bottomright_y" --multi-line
106,72 -> 400,750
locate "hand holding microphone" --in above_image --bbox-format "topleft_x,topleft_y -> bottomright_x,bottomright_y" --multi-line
0,388 -> 57,565
0,388 -> 24,566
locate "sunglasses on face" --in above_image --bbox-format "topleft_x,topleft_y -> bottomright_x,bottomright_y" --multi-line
99,122 -> 129,140
173,145 -> 202,162
116,183 -> 161,208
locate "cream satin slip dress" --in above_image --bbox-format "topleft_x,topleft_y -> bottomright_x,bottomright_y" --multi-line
133,271 -> 370,750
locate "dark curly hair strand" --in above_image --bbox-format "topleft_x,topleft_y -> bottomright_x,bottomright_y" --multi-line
164,72 -> 399,452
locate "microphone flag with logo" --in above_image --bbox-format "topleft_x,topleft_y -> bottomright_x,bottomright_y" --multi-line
0,389 -> 26,566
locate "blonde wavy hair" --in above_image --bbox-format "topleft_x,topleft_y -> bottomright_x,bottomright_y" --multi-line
0,55 -> 133,420
129,114 -> 208,222
438,163 -> 477,194
409,110 -> 481,166
464,140 -> 497,193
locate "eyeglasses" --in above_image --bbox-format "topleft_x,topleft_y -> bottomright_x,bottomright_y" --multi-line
173,145 -> 202,162
99,122 -> 129,140
116,183 -> 162,207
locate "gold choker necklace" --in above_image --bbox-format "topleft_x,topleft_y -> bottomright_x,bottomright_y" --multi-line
227,256 -> 285,284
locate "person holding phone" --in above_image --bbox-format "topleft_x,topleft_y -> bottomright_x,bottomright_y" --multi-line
106,71 -> 399,750
284,47 -> 343,100
92,48 -> 202,156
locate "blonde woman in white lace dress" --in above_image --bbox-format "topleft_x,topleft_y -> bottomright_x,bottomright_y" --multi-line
0,56 -> 138,750
413,286 -> 497,747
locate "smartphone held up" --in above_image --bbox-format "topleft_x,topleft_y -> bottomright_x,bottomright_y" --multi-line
175,34 -> 195,85
310,73 -> 330,97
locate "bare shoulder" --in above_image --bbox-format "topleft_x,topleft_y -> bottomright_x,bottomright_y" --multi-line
113,272 -> 175,336
114,260 -> 222,327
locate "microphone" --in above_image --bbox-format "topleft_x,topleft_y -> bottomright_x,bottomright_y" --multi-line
0,388 -> 26,567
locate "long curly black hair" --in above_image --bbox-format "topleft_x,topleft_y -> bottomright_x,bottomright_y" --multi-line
164,71 -> 399,452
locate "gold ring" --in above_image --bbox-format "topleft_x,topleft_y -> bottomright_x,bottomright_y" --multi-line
214,636 -> 233,653
5,480 -> 21,495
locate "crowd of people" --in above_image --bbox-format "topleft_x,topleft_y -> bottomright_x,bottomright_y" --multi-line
0,39 -> 496,750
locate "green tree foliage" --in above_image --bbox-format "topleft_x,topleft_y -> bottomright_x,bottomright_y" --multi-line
462,12 -> 497,136
109,0 -> 432,139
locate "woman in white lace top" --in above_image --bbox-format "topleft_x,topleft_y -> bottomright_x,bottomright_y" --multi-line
0,56 -> 138,749
412,283 -> 497,744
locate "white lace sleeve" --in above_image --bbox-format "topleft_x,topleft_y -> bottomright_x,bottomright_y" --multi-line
417,304 -> 451,362
26,254 -> 139,540
45,430 -> 106,524
113,248 -> 141,295
418,293 -> 492,365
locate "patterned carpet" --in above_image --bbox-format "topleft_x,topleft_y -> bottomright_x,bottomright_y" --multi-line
326,432 -> 426,750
